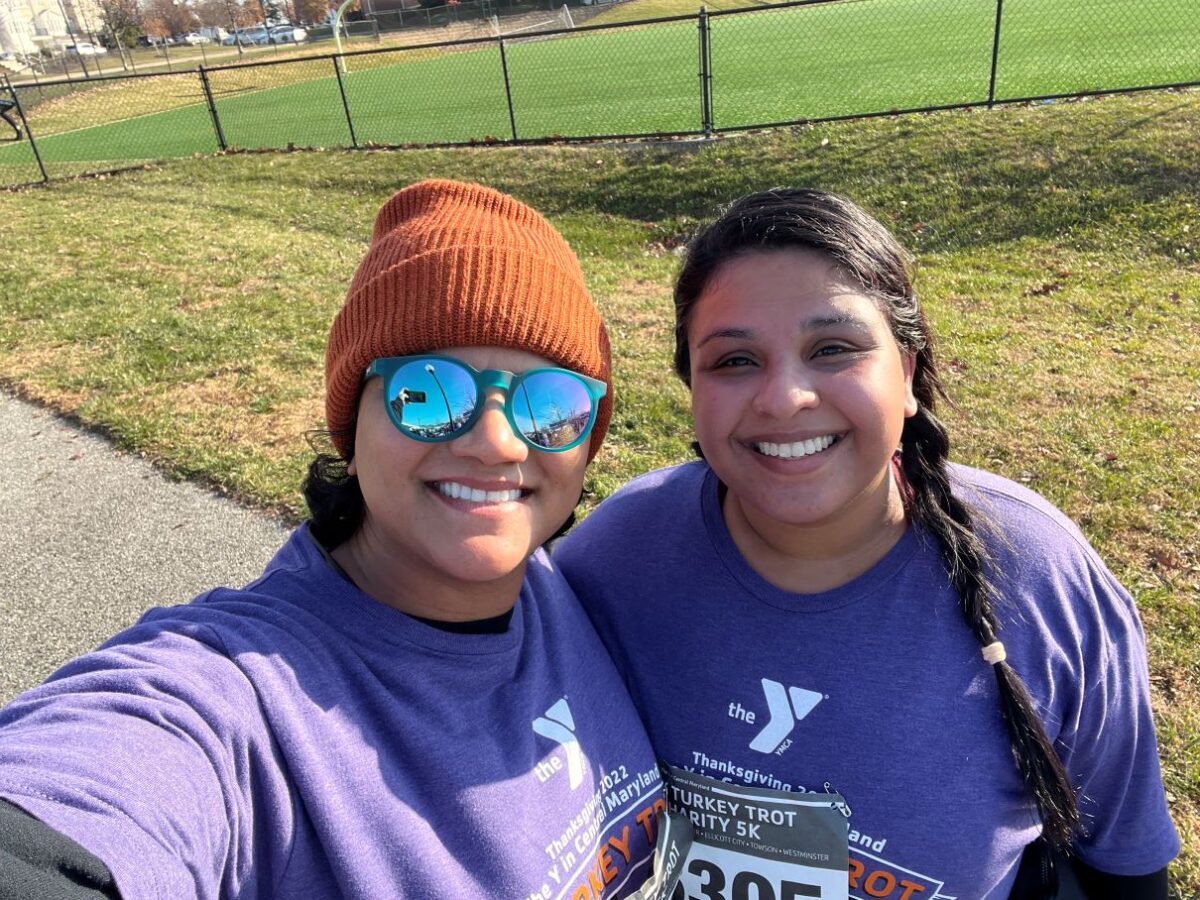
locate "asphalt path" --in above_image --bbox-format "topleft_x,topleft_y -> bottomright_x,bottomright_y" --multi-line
0,390 -> 291,705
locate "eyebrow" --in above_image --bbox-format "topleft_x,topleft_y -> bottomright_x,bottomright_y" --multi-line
695,313 -> 874,349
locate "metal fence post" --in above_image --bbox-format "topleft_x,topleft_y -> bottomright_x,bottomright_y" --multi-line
332,55 -> 359,148
698,6 -> 713,135
987,0 -> 1005,107
198,67 -> 228,151
4,75 -> 49,184
497,36 -> 518,141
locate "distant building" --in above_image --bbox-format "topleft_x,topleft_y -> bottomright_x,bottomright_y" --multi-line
0,0 -> 107,57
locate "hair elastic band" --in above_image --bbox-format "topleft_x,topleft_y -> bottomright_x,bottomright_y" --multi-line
981,641 -> 1007,665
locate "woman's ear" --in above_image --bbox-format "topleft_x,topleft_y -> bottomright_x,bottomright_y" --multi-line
902,352 -> 919,418
347,456 -> 357,477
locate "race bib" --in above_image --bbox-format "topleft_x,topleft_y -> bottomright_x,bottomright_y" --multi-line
661,764 -> 849,900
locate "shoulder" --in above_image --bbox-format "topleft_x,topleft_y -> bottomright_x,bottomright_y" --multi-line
523,547 -> 580,602
13,528 -> 334,708
948,463 -> 1109,575
142,526 -> 339,636
521,548 -> 610,640
555,461 -> 708,575
945,463 -> 1139,641
946,465 -> 1143,683
572,461 -> 706,536
602,460 -> 707,503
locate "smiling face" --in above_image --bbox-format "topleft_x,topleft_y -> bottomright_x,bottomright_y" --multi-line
342,346 -> 588,615
687,249 -> 918,555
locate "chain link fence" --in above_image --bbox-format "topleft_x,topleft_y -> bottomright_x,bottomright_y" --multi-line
2,0 -> 1197,187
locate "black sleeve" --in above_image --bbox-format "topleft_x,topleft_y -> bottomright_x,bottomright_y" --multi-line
0,798 -> 121,900
1071,857 -> 1170,900
1012,837 -> 1170,900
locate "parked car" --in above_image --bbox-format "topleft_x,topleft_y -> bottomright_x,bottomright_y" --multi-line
223,27 -> 260,45
180,33 -> 212,45
66,41 -> 108,57
270,26 -> 308,43
240,26 -> 271,45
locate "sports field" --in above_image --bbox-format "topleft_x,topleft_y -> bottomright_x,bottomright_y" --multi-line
1,0 -> 1197,179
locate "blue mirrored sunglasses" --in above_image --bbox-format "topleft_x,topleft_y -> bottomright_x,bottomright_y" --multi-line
364,354 -> 607,453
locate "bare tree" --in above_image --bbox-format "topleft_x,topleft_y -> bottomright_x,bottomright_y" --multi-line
98,0 -> 143,47
195,0 -> 257,45
293,0 -> 328,25
142,0 -> 198,39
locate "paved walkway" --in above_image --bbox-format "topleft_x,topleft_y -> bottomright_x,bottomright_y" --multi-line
0,391 -> 291,705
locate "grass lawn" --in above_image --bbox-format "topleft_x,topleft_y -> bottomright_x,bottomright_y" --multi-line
0,87 -> 1197,890
1,0 -> 1196,174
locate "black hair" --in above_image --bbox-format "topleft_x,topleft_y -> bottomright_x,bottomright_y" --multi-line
673,187 -> 1080,849
303,450 -> 365,550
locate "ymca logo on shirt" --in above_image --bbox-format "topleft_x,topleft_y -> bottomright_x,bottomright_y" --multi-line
728,678 -> 825,754
533,697 -> 584,789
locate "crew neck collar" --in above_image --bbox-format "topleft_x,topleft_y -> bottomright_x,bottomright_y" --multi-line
279,526 -> 526,656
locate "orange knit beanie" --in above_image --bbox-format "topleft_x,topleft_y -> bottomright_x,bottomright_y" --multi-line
325,179 -> 613,462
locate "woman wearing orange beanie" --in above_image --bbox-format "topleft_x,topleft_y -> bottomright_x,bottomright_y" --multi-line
0,180 -> 664,899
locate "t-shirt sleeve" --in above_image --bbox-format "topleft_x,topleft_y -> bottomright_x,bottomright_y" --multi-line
964,471 -> 1180,875
0,624 -> 265,900
1042,548 -> 1180,875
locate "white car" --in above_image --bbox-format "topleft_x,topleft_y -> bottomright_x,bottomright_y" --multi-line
66,41 -> 108,57
270,26 -> 308,44
240,26 -> 271,45
180,33 -> 212,45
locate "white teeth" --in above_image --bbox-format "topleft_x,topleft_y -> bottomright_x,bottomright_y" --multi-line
754,435 -> 836,459
437,482 -> 522,503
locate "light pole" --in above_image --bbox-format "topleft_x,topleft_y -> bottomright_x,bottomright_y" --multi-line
519,381 -> 541,443
425,364 -> 453,431
331,0 -> 355,73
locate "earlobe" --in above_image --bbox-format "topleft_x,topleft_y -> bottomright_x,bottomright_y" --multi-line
902,353 -> 919,418
347,456 -> 357,477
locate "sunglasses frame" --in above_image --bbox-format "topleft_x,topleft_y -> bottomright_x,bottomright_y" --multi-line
364,354 -> 607,453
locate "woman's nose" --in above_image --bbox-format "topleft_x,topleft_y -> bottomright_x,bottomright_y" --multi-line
750,365 -> 819,418
450,390 -> 529,464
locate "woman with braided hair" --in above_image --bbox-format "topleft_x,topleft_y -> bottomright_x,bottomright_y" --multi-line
555,188 -> 1178,897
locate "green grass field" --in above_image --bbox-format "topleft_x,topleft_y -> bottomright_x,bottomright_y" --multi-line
1,0 -> 1196,179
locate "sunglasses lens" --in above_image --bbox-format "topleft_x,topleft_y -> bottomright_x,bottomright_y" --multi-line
385,358 -> 478,440
511,371 -> 596,450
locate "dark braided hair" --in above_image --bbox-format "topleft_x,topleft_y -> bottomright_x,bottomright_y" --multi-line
673,187 -> 1081,849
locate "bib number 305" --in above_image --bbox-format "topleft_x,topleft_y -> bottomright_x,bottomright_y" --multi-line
678,858 -> 822,900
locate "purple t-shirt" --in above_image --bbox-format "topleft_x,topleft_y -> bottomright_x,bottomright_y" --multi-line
0,526 -> 664,899
556,461 -> 1179,898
